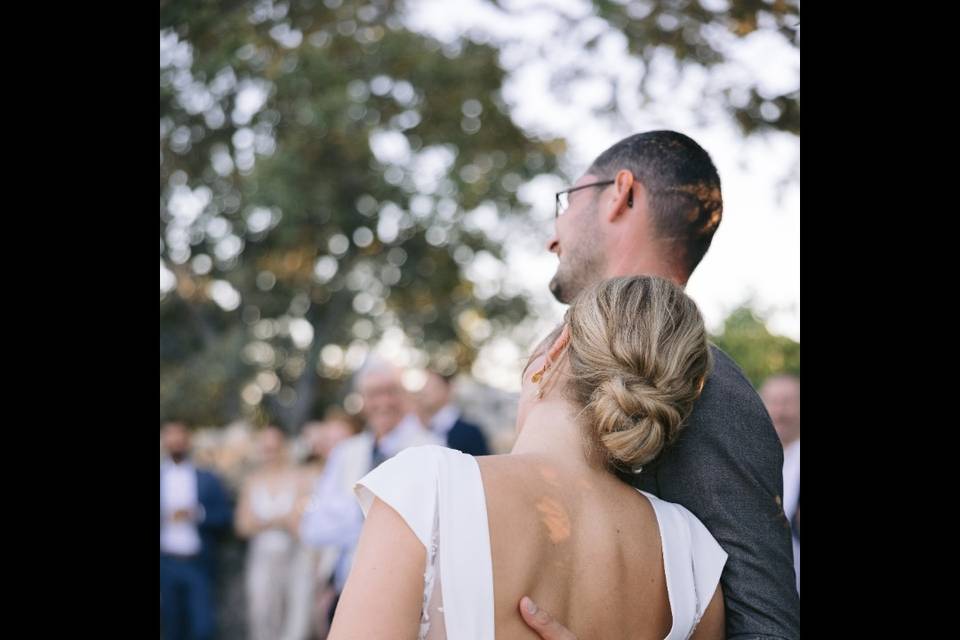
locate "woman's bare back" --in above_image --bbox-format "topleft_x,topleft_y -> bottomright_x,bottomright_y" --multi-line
477,453 -> 672,640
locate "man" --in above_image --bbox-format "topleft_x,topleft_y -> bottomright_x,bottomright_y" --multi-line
299,360 -> 440,620
520,131 -> 800,639
416,369 -> 490,456
760,373 -> 801,595
160,421 -> 232,640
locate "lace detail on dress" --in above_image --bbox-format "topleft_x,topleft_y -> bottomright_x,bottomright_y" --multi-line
684,550 -> 702,640
418,496 -> 442,640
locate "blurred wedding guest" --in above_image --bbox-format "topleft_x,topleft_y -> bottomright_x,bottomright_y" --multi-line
160,421 -> 232,640
300,412 -> 360,477
299,359 -> 439,623
235,426 -> 304,640
760,373 -> 801,594
216,421 -> 257,492
285,412 -> 360,640
416,369 -> 490,456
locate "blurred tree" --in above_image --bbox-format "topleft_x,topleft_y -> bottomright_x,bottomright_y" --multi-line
160,0 -> 563,431
160,0 -> 799,431
711,303 -> 799,388
491,0 -> 800,137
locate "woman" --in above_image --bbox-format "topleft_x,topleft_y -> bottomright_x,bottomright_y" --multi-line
235,426 -> 303,640
329,276 -> 727,639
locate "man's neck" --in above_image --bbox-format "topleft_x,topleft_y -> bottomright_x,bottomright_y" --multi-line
372,416 -> 406,444
605,254 -> 687,288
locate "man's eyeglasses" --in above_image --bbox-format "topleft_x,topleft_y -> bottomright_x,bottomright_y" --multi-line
555,180 -> 615,218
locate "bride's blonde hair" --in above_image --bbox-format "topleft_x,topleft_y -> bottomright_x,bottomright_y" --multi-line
534,276 -> 712,470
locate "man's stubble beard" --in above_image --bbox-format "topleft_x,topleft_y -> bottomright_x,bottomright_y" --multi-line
549,222 -> 605,305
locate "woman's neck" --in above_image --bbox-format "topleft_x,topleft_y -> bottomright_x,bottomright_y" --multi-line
510,399 -> 605,474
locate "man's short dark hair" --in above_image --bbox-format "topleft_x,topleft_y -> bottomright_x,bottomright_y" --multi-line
588,131 -> 723,276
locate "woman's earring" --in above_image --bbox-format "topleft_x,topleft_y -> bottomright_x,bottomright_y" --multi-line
530,325 -> 570,398
531,365 -> 547,384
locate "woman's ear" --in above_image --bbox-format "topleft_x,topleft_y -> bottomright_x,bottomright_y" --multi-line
531,324 -> 571,385
547,323 -> 571,362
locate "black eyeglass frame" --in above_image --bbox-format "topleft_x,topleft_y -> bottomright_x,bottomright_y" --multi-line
554,180 -> 615,218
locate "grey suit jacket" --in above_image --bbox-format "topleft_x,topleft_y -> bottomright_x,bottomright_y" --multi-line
629,346 -> 800,639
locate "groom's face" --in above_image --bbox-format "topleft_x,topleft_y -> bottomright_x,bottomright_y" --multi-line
547,174 -> 607,304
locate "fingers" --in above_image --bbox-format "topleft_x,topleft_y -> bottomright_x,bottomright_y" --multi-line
519,596 -> 577,640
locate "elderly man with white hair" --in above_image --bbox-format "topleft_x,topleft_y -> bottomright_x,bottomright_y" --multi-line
299,358 -> 440,623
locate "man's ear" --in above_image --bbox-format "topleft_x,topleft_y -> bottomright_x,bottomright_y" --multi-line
607,169 -> 635,222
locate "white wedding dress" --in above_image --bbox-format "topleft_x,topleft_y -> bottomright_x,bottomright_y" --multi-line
355,445 -> 727,640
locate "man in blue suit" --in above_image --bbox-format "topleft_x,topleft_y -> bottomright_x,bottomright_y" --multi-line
160,421 -> 232,640
417,370 -> 491,456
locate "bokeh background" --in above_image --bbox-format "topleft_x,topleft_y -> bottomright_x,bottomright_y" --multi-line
160,1 -> 799,635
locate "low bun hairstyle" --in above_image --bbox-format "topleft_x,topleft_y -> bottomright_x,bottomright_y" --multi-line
565,276 -> 712,470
